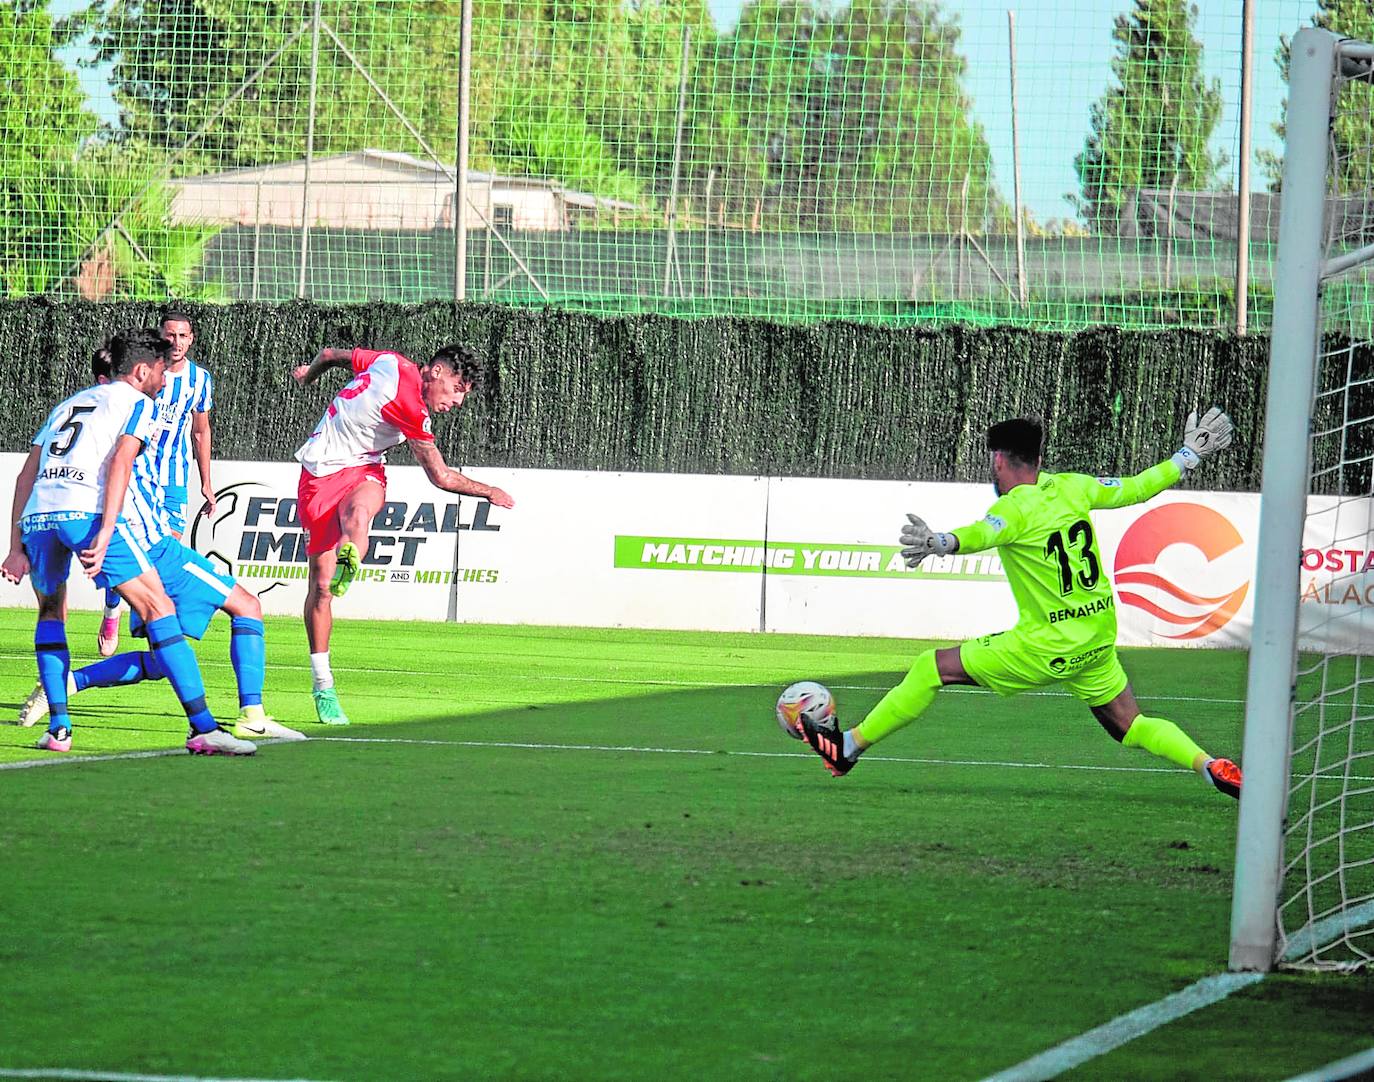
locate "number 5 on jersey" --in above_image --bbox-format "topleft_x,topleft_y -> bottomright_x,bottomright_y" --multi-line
48,405 -> 96,457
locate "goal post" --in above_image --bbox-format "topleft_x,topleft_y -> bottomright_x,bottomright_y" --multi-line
1230,27 -> 1374,973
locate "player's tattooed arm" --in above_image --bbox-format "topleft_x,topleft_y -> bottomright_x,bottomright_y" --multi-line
408,439 -> 516,509
292,347 -> 355,387
1,446 -> 39,584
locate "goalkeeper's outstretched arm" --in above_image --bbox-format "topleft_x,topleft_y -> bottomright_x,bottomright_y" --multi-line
1090,405 -> 1235,510
901,509 -> 1021,566
898,406 -> 1235,568
899,513 -> 962,567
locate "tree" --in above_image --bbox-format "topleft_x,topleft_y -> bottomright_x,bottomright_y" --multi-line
616,0 -> 716,187
79,0 -> 664,206
0,1 -> 96,160
809,0 -> 997,232
75,0 -> 995,232
0,4 -> 222,297
484,0 -> 652,206
1,0 -> 95,293
6,156 -> 225,299
1263,0 -> 1374,192
79,1 -> 466,171
684,0 -> 821,224
1073,0 -> 1223,232
691,0 -> 997,232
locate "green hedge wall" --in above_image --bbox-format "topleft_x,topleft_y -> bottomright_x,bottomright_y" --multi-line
0,300 -> 1277,490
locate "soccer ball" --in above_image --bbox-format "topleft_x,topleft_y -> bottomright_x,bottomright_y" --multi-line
775,680 -> 836,741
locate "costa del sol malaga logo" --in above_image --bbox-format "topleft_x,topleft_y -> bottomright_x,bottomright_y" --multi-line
1113,502 -> 1250,641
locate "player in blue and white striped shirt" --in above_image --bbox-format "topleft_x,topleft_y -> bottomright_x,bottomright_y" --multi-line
2,329 -> 251,756
23,347 -> 302,743
99,310 -> 217,657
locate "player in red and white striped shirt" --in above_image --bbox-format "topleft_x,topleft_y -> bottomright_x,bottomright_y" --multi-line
292,343 -> 515,725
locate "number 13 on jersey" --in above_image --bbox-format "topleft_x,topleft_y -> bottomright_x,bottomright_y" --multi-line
1044,519 -> 1101,594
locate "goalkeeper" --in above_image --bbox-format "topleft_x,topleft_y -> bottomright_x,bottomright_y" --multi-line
797,408 -> 1243,799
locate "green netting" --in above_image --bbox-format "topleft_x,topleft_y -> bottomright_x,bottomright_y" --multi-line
0,299 -> 1281,487
0,0 -> 1334,329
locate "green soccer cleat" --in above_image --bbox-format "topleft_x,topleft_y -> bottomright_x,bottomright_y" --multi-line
313,688 -> 351,726
329,541 -> 361,598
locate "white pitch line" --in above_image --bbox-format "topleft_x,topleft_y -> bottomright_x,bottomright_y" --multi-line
0,1071 -> 335,1082
0,740 -> 297,771
316,736 -> 1181,774
321,738 -> 1374,784
0,734 -> 1187,777
1281,899 -> 1374,964
978,972 -> 1267,1082
0,747 -> 189,770
7,733 -> 1372,785
1283,1045 -> 1374,1082
980,899 -> 1374,1081
324,739 -> 1371,783
0,650 -> 1249,704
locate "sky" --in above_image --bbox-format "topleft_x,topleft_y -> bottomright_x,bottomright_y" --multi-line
53,0 -> 1322,222
703,0 -> 1324,222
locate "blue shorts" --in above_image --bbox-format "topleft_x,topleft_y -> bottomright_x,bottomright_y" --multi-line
129,537 -> 236,641
22,514 -> 154,595
163,485 -> 189,537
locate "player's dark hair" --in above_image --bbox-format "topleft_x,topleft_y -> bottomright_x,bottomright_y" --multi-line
107,328 -> 171,376
90,346 -> 114,382
160,308 -> 193,329
986,418 -> 1043,466
429,343 -> 483,389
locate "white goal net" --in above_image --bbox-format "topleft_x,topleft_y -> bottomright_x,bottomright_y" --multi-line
1232,28 -> 1374,973
1280,36 -> 1374,971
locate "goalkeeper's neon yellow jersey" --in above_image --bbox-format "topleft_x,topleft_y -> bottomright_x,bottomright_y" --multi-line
950,460 -> 1182,652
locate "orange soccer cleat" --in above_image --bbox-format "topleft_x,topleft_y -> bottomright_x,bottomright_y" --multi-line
1205,757 -> 1242,800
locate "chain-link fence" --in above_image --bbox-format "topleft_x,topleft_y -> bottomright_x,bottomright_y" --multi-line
1,0 -> 1347,329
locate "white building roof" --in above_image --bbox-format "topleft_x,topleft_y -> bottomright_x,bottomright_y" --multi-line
173,148 -> 590,192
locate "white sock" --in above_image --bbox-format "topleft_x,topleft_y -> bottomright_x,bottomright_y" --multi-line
103,602 -> 120,621
310,652 -> 334,691
842,730 -> 863,759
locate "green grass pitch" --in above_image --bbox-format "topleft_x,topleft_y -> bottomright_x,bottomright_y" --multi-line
0,606 -> 1371,1081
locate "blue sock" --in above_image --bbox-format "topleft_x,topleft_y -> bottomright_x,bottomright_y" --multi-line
35,620 -> 71,736
229,617 -> 265,709
74,651 -> 165,692
145,615 -> 215,734
103,589 -> 120,615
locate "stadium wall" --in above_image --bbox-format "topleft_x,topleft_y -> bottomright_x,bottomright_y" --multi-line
1,455 -> 1368,651
0,300 -> 1280,490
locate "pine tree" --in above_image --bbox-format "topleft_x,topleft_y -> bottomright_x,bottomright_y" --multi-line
1263,0 -> 1374,192
695,0 -> 997,232
1073,0 -> 1223,232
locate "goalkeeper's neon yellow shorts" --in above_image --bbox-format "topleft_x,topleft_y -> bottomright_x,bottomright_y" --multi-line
959,629 -> 1129,707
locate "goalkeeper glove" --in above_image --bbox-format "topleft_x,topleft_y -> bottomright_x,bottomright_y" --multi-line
899,513 -> 958,568
1172,405 -> 1234,471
